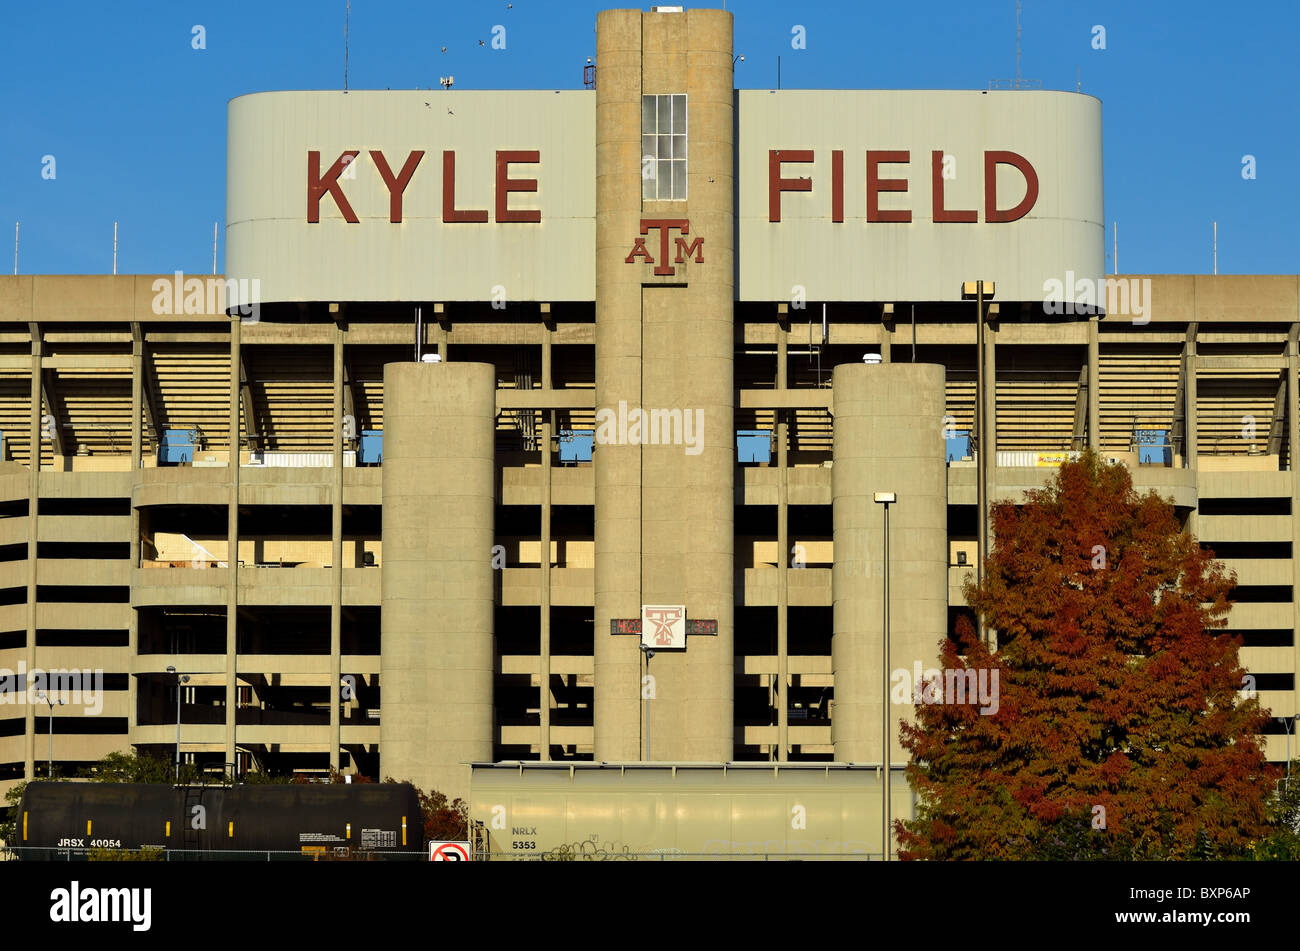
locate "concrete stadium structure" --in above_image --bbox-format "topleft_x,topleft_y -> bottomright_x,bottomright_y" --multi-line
1,8 -> 1297,836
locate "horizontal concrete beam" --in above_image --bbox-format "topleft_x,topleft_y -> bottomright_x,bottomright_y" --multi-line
1195,355 -> 1286,370
496,389 -> 596,411
737,389 -> 833,410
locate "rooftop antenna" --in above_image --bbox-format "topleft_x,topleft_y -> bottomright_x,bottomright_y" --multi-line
1113,222 -> 1118,275
1076,66 -> 1081,92
988,1 -> 1041,90
12,222 -> 16,276
1213,221 -> 1218,275
1017,0 -> 1026,86
212,221 -> 218,275
112,221 -> 118,275
344,0 -> 350,92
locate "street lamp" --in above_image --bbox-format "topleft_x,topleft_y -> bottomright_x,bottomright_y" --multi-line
874,490 -> 896,861
35,690 -> 64,779
166,666 -> 191,783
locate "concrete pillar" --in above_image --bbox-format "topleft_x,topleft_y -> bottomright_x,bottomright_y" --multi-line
225,317 -> 240,771
381,362 -> 495,801
128,324 -> 142,761
593,7 -> 735,762
24,324 -> 40,779
1289,325 -> 1299,721
1186,323 -> 1198,472
1087,316 -> 1100,450
539,417 -> 552,760
831,363 -> 947,766
330,326 -> 344,772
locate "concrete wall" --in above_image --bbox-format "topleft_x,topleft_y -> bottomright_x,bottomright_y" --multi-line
226,91 -> 596,303
831,363 -> 948,764
380,362 -> 496,800
593,7 -> 734,762
737,89 -> 1104,302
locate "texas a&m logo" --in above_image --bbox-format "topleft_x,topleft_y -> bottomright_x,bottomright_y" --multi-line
625,219 -> 703,277
641,605 -> 686,649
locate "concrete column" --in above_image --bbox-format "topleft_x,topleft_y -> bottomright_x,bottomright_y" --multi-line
1087,316 -> 1100,450
24,324 -> 40,779
1186,323 -> 1199,472
776,410 -> 789,761
539,417 -> 552,760
776,322 -> 789,760
593,9 -> 646,762
594,7 -> 735,762
831,363 -> 947,766
330,326 -> 344,772
225,317 -> 240,771
381,361 -> 495,801
981,310 -> 998,555
128,325 -> 142,758
1290,325 -> 1299,722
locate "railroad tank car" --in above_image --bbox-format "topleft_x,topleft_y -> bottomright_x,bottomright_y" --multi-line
15,781 -> 422,858
469,762 -> 916,860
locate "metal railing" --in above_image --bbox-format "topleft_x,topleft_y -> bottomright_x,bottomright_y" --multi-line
2,847 -> 425,862
3,845 -> 881,862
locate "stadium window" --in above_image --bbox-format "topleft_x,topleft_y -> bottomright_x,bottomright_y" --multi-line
642,94 -> 687,200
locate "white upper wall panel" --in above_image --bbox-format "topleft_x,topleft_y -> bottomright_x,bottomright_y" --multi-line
737,90 -> 1105,302
227,90 -> 596,303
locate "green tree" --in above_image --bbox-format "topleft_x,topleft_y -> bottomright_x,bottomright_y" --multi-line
82,749 -> 203,784
0,781 -> 28,844
897,449 -> 1278,860
1249,763 -> 1300,860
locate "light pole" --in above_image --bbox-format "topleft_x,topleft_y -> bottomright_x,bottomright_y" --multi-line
166,666 -> 190,782
35,690 -> 64,779
962,280 -> 995,647
874,490 -> 896,861
639,643 -> 655,761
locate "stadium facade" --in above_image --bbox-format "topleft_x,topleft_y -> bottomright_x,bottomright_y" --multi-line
1,7 -> 1297,809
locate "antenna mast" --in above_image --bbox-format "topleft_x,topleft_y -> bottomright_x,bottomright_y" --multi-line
1016,0 -> 1023,86
344,0 -> 350,92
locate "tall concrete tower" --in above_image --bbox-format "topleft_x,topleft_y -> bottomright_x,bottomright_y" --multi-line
831,363 -> 948,766
593,8 -> 735,761
381,362 -> 497,800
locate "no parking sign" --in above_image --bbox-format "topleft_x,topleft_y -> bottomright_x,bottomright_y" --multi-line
429,841 -> 471,861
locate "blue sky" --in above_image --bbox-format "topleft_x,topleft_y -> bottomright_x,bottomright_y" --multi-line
1,0 -> 1295,275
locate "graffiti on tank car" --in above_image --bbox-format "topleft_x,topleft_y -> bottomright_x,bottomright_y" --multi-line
541,834 -> 638,861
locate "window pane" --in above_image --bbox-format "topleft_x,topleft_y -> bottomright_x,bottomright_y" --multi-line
671,95 -> 687,133
643,166 -> 657,200
675,161 -> 688,199
642,95 -> 657,134
657,135 -> 672,159
657,160 -> 672,196
642,135 -> 656,166
672,134 -> 687,159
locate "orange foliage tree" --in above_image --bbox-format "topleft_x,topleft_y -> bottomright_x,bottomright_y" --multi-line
897,450 -> 1277,859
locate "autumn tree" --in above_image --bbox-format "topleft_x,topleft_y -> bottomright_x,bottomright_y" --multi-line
385,777 -> 468,841
897,449 -> 1278,860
